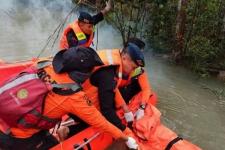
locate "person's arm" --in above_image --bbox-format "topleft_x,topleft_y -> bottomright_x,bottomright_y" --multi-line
66,30 -> 78,48
92,0 -> 112,25
64,92 -> 126,140
91,67 -> 126,131
138,70 -> 152,105
114,88 -> 127,109
101,0 -> 112,16
92,12 -> 104,25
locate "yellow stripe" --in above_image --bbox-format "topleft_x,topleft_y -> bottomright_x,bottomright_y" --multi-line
131,67 -> 142,77
76,32 -> 86,40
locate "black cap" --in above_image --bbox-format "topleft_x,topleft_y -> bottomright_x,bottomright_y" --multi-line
127,43 -> 145,67
53,47 -> 103,74
78,11 -> 94,24
125,37 -> 146,50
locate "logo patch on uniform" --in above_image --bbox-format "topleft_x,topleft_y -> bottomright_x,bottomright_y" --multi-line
17,89 -> 28,99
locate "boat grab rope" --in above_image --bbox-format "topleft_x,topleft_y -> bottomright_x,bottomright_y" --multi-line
73,132 -> 100,150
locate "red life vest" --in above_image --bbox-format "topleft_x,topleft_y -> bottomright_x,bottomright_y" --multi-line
59,20 -> 94,49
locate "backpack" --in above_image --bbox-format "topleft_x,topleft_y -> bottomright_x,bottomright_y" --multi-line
0,61 -> 81,133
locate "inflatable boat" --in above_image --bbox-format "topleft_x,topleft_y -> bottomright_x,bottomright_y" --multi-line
0,58 -> 201,150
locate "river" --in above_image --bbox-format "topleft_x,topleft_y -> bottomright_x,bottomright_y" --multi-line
0,0 -> 225,150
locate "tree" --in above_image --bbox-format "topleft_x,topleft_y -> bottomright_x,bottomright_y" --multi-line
172,0 -> 188,63
106,0 -> 150,45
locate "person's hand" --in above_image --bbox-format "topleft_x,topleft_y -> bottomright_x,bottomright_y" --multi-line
124,111 -> 134,123
105,0 -> 112,12
126,137 -> 138,149
135,108 -> 144,120
101,0 -> 112,15
56,126 -> 70,142
135,104 -> 145,120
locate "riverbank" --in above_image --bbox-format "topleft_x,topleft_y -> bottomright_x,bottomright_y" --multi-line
151,52 -> 225,82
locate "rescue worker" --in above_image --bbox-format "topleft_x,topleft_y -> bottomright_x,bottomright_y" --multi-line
82,42 -> 153,131
119,37 -> 155,121
59,0 -> 112,49
59,40 -> 154,140
0,47 -> 138,150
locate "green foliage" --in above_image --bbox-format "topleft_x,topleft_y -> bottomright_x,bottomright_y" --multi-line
185,36 -> 219,75
77,0 -> 225,76
149,34 -> 172,53
146,1 -> 177,53
147,0 -> 225,76
105,0 -> 151,45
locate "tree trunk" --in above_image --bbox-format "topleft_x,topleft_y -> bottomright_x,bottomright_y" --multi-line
221,3 -> 225,39
172,0 -> 188,63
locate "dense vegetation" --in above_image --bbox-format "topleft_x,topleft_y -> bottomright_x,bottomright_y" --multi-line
75,0 -> 225,77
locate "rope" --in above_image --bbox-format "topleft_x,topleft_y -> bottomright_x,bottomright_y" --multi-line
37,6 -> 75,58
37,0 -> 83,58
74,132 -> 100,150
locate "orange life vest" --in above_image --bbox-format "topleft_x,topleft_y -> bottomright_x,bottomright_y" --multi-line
59,20 -> 94,49
82,49 -> 125,109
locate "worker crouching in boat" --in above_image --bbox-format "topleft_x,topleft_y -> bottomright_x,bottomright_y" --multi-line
58,39 -> 154,144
